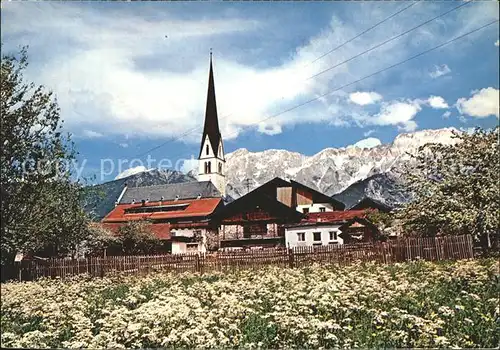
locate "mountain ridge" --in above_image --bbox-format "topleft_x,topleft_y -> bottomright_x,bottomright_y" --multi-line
224,127 -> 459,198
84,127 -> 460,219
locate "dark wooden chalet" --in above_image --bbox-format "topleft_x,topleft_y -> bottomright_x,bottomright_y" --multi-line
212,188 -> 304,249
249,177 -> 345,213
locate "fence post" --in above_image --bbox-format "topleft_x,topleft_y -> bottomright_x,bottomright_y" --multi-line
86,257 -> 91,276
16,261 -> 22,282
195,254 -> 201,274
100,257 -> 105,278
288,248 -> 294,268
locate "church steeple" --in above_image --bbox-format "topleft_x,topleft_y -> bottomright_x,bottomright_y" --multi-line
199,51 -> 222,159
198,52 -> 226,197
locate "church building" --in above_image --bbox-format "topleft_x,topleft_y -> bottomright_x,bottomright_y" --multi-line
101,54 -> 226,254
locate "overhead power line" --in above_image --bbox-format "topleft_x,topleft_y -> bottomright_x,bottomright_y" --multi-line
134,3 -> 489,159
306,0 -> 472,80
132,3 -> 420,158
163,19 -> 497,162
308,0 -> 420,66
133,113 -> 233,158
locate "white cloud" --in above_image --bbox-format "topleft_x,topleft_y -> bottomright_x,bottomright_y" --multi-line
349,92 -> 383,106
180,158 -> 199,175
349,137 -> 381,149
2,1 -> 497,142
428,96 -> 449,109
398,120 -> 418,132
119,143 -> 129,148
363,129 -> 375,137
258,122 -> 282,136
442,111 -> 451,119
495,40 -> 499,47
82,130 -> 104,138
114,166 -> 152,180
371,101 -> 421,131
456,87 -> 499,118
429,64 -> 451,79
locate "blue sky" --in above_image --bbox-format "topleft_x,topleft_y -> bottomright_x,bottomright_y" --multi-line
2,1 -> 499,182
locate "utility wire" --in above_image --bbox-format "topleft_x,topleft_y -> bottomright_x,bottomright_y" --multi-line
134,1 -> 482,159
307,0 -> 472,80
308,0 -> 420,66
133,113 -> 233,158
166,19 -> 498,162
132,3 -> 419,158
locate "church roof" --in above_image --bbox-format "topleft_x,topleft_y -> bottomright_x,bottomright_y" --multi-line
199,54 -> 222,158
119,181 -> 221,204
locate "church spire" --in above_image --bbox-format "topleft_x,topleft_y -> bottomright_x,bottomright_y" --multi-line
199,50 -> 222,158
198,51 -> 226,197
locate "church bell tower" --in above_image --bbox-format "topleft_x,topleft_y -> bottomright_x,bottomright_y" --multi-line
198,52 -> 226,197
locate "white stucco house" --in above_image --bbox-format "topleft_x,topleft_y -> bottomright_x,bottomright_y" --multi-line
284,210 -> 381,248
285,223 -> 343,248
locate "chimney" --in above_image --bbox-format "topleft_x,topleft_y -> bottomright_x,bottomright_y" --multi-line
115,183 -> 128,207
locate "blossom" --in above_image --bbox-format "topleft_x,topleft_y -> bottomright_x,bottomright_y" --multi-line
1,258 -> 497,348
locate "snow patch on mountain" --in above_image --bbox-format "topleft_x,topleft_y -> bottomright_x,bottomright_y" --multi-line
115,166 -> 154,180
225,128 -> 459,200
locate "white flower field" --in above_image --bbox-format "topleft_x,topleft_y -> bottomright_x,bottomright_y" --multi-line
1,259 -> 499,348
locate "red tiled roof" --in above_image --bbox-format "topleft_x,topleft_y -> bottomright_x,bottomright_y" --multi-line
149,224 -> 172,240
102,197 -> 222,223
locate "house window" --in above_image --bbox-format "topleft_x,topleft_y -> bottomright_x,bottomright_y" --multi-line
219,145 -> 222,156
243,223 -> 267,238
313,232 -> 322,245
329,231 -> 338,241
303,208 -> 309,214
124,203 -> 189,214
218,162 -> 222,174
206,144 -> 209,155
319,207 -> 326,212
204,162 -> 208,174
186,243 -> 199,251
297,232 -> 305,242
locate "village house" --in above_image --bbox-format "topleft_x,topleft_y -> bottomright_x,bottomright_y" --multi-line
211,187 -> 304,250
211,177 -> 347,250
284,210 -> 383,248
101,181 -> 224,253
285,209 -> 381,248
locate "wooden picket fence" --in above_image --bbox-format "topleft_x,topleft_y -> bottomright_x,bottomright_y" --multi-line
16,235 -> 474,281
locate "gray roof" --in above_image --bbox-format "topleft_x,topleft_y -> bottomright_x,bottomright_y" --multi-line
119,181 -> 221,204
